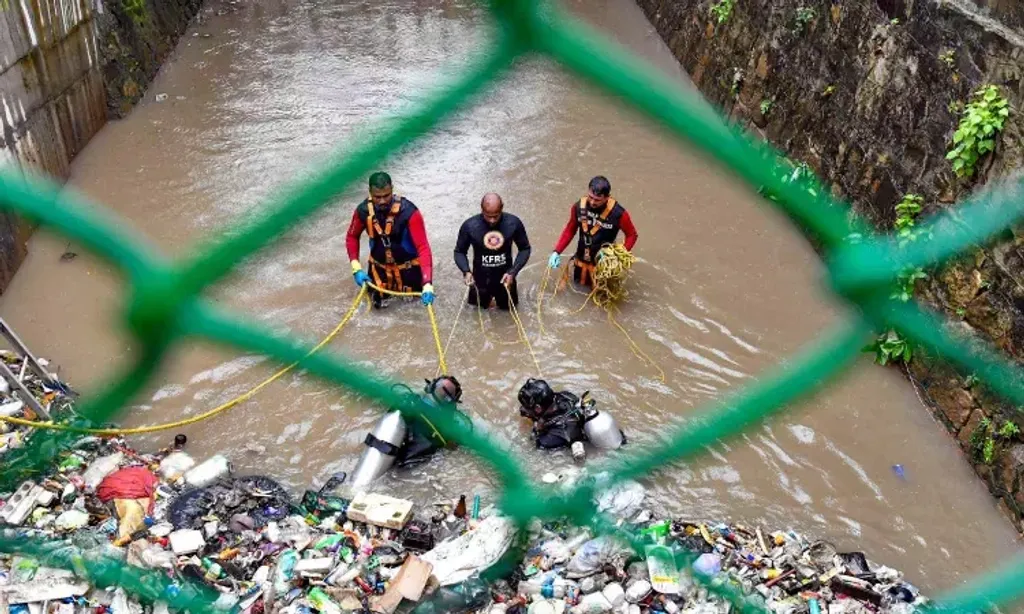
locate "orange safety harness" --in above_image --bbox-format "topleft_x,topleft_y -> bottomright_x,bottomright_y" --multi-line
575,197 -> 616,286
366,195 -> 420,292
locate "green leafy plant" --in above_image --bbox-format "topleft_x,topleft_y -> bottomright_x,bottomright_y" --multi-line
864,330 -> 912,365
893,194 -> 930,246
956,306 -> 967,318
758,158 -> 820,206
964,373 -> 979,388
939,50 -> 956,68
710,0 -> 735,25
972,418 -> 1020,464
946,85 -> 1010,178
794,6 -> 816,33
821,84 -> 836,97
890,18 -> 900,25
983,437 -> 996,463
760,99 -> 774,115
892,268 -> 927,302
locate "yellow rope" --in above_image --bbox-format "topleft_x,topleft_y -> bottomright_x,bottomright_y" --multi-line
550,246 -> 665,383
436,287 -> 470,378
0,286 -> 370,435
365,281 -> 449,375
590,244 -> 636,308
426,302 -> 448,376
364,282 -> 423,298
506,285 -> 543,377
551,260 -> 571,299
473,285 -> 487,335
608,307 -> 666,383
535,266 -> 550,336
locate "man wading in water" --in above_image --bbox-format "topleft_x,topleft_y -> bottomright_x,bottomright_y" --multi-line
346,172 -> 436,308
547,176 -> 638,286
454,193 -> 532,309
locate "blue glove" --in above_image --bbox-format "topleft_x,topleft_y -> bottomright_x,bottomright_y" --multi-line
421,283 -> 435,306
353,270 -> 370,287
548,252 -> 561,269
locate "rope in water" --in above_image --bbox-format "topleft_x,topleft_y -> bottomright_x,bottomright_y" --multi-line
436,287 -> 471,378
0,286 -> 370,435
540,247 -> 665,382
363,281 -> 448,376
507,284 -> 544,378
1,281 -> 455,434
535,265 -> 551,336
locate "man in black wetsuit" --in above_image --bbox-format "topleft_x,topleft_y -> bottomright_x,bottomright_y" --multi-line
395,376 -> 470,469
454,193 -> 531,310
517,378 -> 586,450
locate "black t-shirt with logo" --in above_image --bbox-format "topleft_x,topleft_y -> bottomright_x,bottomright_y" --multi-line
454,213 -> 532,286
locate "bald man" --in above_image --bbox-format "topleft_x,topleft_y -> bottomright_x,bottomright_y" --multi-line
454,193 -> 532,310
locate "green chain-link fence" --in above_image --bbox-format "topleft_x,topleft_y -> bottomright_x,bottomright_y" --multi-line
2,0 -> 1024,611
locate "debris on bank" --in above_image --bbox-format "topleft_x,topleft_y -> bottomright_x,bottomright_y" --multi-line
0,349 -> 76,455
0,438 -> 929,614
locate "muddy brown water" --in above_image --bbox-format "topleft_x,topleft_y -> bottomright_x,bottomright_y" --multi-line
1,0 -> 1021,594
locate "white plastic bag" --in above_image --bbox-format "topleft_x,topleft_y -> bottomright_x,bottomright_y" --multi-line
158,452 -> 195,481
421,515 -> 516,586
82,453 -> 124,490
567,537 -> 632,579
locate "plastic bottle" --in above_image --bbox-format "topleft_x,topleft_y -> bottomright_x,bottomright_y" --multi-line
518,578 -> 575,599
201,558 -> 224,582
273,550 -> 298,593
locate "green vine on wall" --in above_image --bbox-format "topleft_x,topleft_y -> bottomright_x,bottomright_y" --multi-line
946,85 -> 1009,178
122,0 -> 147,23
971,417 -> 1021,465
793,7 -> 816,34
866,194 -> 929,364
710,0 -> 735,25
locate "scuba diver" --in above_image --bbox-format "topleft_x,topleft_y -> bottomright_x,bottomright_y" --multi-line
350,375 -> 471,487
517,378 -> 627,451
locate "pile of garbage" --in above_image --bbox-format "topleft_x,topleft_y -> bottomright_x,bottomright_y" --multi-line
0,350 -> 75,454
0,438 -> 928,614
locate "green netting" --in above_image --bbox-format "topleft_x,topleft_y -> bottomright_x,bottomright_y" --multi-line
2,0 -> 1024,612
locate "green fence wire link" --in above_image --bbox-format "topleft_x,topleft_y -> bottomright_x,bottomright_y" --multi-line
1,0 -> 1023,611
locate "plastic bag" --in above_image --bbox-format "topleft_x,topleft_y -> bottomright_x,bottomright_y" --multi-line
566,536 -> 632,579
421,515 -> 516,586
82,453 -> 123,490
594,479 -> 645,520
411,576 -> 490,614
159,452 -> 195,480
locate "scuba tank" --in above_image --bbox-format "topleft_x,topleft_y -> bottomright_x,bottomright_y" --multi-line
349,410 -> 407,488
579,392 -> 626,450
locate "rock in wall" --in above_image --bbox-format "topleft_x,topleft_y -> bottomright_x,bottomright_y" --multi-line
635,0 -> 1024,531
99,0 -> 204,118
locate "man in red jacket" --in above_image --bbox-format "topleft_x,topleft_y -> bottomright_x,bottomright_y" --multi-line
346,172 -> 435,308
547,176 -> 638,286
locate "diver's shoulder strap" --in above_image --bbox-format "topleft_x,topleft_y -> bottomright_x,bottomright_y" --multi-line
365,433 -> 401,457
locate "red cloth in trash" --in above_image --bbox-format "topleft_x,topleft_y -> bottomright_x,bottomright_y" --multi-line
96,466 -> 158,504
